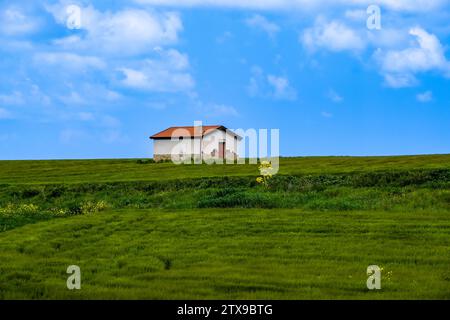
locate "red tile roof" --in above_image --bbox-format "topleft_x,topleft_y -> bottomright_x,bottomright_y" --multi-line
150,125 -> 228,139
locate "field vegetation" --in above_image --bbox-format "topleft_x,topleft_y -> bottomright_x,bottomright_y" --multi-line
0,155 -> 449,299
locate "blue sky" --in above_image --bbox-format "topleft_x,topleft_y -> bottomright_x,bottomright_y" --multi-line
1,0 -> 450,159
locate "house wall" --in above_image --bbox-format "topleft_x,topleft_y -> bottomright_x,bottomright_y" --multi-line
153,130 -> 240,161
153,138 -> 200,161
202,130 -> 239,160
153,139 -> 197,155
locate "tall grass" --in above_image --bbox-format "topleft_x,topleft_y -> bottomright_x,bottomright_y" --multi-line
1,208 -> 449,299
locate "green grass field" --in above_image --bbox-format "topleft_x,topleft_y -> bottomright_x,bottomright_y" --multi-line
0,155 -> 449,299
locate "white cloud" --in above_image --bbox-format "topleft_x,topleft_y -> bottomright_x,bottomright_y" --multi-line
118,48 -> 195,93
301,16 -> 411,55
0,108 -> 13,119
59,128 -> 127,145
47,4 -> 182,56
216,31 -> 233,44
78,112 -> 95,121
344,9 -> 367,21
267,75 -> 297,100
59,129 -> 87,144
0,39 -> 34,53
0,91 -> 24,106
416,90 -> 433,102
375,27 -> 450,88
30,85 -> 52,106
100,115 -> 121,128
162,48 -> 190,69
0,87 -> 51,110
56,85 -> 121,108
248,66 -> 297,101
301,18 -> 365,53
371,0 -> 447,11
321,111 -> 333,118
33,52 -> 106,71
35,2 -> 191,99
193,101 -> 239,118
101,130 -> 129,144
367,28 -> 410,49
380,28 -> 449,72
59,91 -> 87,106
40,2 -> 192,96
134,0 -> 447,12
383,73 -> 418,88
119,67 -> 194,93
105,90 -> 122,101
327,89 -> 343,103
245,14 -> 280,38
119,69 -> 148,88
210,104 -> 239,117
247,66 -> 264,97
73,112 -> 121,127
0,7 -> 40,36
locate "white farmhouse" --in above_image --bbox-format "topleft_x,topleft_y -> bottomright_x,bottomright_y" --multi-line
150,125 -> 242,162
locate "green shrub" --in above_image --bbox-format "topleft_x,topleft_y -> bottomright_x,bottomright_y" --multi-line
65,202 -> 83,215
80,201 -> 110,214
45,186 -> 66,198
48,207 -> 69,216
198,189 -> 278,208
64,201 -> 109,215
21,189 -> 41,199
0,203 -> 40,215
136,159 -> 155,164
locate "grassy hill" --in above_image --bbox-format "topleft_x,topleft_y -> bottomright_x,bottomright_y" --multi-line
0,155 -> 449,299
1,154 -> 450,184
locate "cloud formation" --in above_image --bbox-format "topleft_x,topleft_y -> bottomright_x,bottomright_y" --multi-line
416,91 -> 433,102
327,89 -> 343,103
302,17 -> 365,53
47,4 -> 182,56
0,108 -> 13,119
0,7 -> 40,36
33,52 -> 106,71
134,0 -> 448,12
118,48 -> 195,93
248,67 -> 297,101
245,14 -> 280,38
375,27 -> 450,87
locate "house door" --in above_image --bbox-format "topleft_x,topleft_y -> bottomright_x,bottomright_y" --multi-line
219,141 -> 225,159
